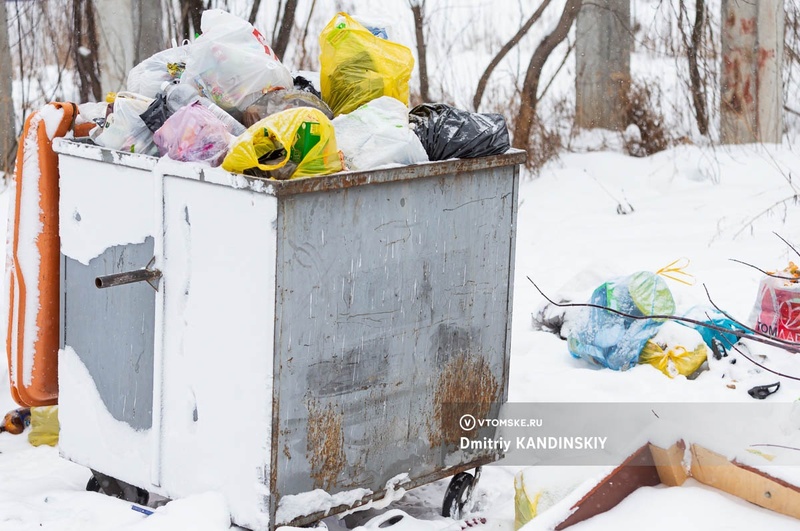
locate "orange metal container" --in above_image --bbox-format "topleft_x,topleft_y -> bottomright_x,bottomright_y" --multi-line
6,102 -> 80,406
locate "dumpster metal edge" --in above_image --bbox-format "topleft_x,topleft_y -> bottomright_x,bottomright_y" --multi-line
269,149 -> 528,197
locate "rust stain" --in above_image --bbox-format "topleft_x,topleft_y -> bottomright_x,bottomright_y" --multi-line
740,17 -> 756,35
429,353 -> 499,448
742,75 -> 754,105
758,47 -> 776,70
306,399 -> 346,490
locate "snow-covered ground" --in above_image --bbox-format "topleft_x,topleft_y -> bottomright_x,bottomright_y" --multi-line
3,138 -> 800,530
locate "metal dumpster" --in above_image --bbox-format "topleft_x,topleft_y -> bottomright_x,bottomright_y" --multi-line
53,137 -> 524,530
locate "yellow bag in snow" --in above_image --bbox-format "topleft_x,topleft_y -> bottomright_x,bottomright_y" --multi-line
222,107 -> 343,179
28,405 -> 59,447
319,12 -> 414,116
639,339 -> 707,378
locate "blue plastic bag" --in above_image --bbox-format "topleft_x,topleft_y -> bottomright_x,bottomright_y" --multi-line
567,272 -> 675,370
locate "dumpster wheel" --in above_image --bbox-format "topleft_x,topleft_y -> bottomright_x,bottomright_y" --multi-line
86,470 -> 149,506
441,467 -> 481,519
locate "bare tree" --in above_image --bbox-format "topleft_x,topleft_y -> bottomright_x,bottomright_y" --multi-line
409,0 -> 430,103
473,0 -> 553,112
0,0 -> 16,173
272,0 -> 298,60
134,0 -> 166,65
513,0 -> 582,152
72,0 -> 102,102
296,0 -> 318,70
179,0 -> 205,41
678,0 -> 709,136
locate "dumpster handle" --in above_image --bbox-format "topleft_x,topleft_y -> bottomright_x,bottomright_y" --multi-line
95,257 -> 162,291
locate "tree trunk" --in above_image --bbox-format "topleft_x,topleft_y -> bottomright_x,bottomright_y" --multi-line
687,0 -> 709,136
513,0 -> 582,151
574,0 -> 631,130
410,1 -> 429,103
272,0 -> 298,61
248,0 -> 263,25
720,0 -> 784,144
134,0 -> 165,65
473,0 -> 552,112
72,0 -> 103,102
95,0 -> 135,93
0,0 -> 16,173
180,0 -> 204,41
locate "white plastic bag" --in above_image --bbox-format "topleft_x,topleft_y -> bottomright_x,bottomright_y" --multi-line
126,45 -> 191,98
332,96 -> 429,171
93,92 -> 159,155
180,9 -> 294,113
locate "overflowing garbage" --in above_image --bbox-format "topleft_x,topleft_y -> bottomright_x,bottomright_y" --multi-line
83,9 -> 511,178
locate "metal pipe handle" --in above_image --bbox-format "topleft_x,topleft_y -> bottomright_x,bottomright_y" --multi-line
95,268 -> 162,289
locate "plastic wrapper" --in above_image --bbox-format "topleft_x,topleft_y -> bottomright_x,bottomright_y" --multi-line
243,88 -> 333,127
332,96 -> 428,171
28,405 -> 59,447
747,262 -> 800,342
93,92 -> 159,155
180,9 -> 294,113
409,103 -> 510,160
638,322 -> 708,378
319,12 -> 414,116
567,271 -> 675,370
140,94 -> 171,132
126,45 -> 190,98
154,103 -> 231,166
222,107 -> 343,180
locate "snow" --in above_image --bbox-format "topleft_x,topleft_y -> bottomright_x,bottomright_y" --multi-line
4,2 -> 800,529
3,139 -> 800,530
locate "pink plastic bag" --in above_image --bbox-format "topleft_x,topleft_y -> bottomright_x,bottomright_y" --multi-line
748,264 -> 800,342
153,102 -> 231,166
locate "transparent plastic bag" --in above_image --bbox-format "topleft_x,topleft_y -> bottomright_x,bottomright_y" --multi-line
93,92 -> 159,155
180,9 -> 294,113
332,96 -> 428,170
319,12 -> 414,116
154,102 -> 231,166
126,45 -> 191,98
222,107 -> 343,180
243,88 -> 333,127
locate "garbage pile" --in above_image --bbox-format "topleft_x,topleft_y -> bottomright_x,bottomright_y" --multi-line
565,261 -> 748,379
83,9 -> 511,179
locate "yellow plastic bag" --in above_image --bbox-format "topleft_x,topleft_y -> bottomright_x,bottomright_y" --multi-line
319,13 -> 414,116
514,471 -> 539,530
639,339 -> 708,378
28,405 -> 59,447
221,107 -> 343,179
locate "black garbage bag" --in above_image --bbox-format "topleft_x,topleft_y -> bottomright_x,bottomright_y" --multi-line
139,94 -> 171,133
409,103 -> 510,161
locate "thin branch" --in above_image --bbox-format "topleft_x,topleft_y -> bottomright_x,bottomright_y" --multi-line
728,258 -> 798,281
749,444 -> 800,452
774,231 -> 800,259
721,336 -> 800,382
